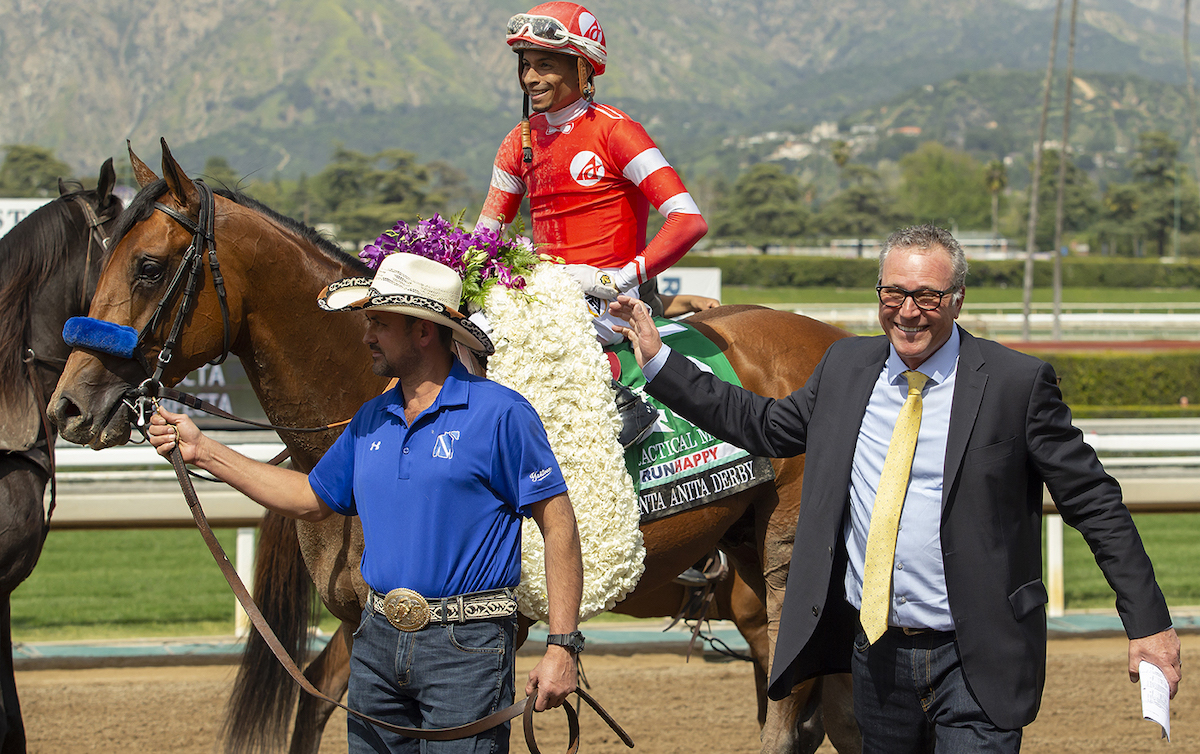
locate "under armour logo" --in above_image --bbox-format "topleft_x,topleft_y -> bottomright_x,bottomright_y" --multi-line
370,441 -> 381,451
433,431 -> 460,459
546,122 -> 575,135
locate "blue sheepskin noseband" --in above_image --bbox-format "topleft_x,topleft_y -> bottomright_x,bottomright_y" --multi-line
62,317 -> 139,359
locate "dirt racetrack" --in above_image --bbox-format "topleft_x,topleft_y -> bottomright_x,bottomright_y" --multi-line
15,634 -> 1196,753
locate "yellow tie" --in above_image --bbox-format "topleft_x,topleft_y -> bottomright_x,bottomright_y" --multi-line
860,369 -> 930,644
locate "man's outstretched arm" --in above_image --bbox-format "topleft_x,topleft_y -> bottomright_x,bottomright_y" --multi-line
149,407 -> 332,522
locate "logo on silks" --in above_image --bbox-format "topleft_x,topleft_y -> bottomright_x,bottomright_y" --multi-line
570,151 -> 605,187
579,11 -> 603,41
433,431 -> 459,459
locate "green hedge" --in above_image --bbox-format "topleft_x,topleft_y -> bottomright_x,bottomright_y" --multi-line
677,255 -> 1200,289
1029,351 -> 1200,414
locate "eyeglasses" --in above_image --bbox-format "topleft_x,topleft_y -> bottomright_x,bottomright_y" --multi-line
876,286 -> 957,311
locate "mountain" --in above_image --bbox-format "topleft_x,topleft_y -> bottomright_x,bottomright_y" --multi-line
1,0 -> 1197,183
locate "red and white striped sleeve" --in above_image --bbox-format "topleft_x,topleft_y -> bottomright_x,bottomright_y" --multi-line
476,127 -> 526,231
608,118 -> 707,285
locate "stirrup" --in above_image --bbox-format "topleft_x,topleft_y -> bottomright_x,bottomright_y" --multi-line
613,380 -> 657,448
672,567 -> 709,588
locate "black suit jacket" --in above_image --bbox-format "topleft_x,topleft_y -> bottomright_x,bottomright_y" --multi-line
646,326 -> 1171,729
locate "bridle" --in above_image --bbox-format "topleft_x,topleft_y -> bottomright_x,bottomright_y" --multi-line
121,179 -> 232,423
16,191 -> 123,536
68,191 -> 121,313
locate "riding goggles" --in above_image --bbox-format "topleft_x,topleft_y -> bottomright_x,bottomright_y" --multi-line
506,13 -> 607,66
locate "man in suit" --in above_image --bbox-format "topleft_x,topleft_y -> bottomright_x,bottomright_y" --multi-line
610,224 -> 1180,752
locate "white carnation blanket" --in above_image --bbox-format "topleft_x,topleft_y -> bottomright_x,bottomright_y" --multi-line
484,264 -> 645,622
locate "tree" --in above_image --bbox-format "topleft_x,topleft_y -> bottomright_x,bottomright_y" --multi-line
709,163 -> 811,250
1096,183 -> 1142,255
1017,150 -> 1099,251
1130,131 -> 1178,183
311,147 -> 435,244
898,142 -> 990,229
0,144 -> 72,197
831,140 -> 851,189
201,156 -> 241,189
424,160 -> 476,214
1126,131 -> 1200,255
984,159 -> 1007,239
817,165 -> 897,256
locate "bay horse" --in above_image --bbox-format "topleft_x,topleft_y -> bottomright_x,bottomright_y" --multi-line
0,159 -> 122,753
48,141 -> 858,754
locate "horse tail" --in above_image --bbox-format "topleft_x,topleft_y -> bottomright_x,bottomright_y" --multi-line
221,511 -> 316,754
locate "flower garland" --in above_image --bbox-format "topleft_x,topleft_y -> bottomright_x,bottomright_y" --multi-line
485,264 -> 645,622
357,215 -> 645,622
359,213 -> 540,312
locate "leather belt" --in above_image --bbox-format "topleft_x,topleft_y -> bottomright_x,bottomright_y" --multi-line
369,587 -> 517,632
891,625 -> 955,639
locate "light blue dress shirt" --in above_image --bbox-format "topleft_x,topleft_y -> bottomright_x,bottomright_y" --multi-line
843,326 -> 960,631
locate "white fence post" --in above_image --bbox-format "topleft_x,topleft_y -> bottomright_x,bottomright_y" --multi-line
1046,513 -> 1064,618
234,527 -> 256,638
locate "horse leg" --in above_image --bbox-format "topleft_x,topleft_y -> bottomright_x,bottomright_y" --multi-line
223,513 -> 316,754
0,596 -> 24,754
721,556 -> 825,754
820,674 -> 861,754
0,455 -> 50,754
288,621 -> 354,754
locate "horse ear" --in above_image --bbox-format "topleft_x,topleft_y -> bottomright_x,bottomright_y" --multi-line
127,140 -> 159,188
159,138 -> 199,213
96,158 -> 118,212
58,176 -> 85,196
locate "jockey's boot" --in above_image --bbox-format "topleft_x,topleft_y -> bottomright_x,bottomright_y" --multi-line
673,567 -> 709,588
613,380 -> 657,448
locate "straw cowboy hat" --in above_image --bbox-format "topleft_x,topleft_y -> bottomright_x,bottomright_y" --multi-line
317,253 -> 493,354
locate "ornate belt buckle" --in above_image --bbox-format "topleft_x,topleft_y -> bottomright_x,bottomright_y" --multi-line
382,588 -> 431,632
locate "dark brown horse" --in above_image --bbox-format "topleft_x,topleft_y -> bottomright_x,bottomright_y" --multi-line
0,160 -> 122,753
49,142 -> 858,754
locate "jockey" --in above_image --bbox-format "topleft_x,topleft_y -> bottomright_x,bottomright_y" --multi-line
477,2 -> 709,349
479,4 -> 717,585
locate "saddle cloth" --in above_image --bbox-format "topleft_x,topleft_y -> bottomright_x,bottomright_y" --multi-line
607,318 -> 775,524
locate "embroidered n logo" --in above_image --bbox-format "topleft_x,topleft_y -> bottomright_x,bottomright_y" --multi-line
433,431 -> 460,459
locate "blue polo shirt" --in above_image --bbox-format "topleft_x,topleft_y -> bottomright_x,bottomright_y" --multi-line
308,359 -> 567,599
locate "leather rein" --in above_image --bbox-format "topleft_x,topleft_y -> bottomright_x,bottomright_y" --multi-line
117,182 -> 632,751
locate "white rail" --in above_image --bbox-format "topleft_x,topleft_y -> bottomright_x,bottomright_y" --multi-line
1042,422 -> 1200,616
49,440 -> 284,637
48,424 -> 1200,629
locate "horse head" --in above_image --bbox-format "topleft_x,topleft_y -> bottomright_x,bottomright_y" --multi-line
50,139 -> 248,448
0,158 -> 123,451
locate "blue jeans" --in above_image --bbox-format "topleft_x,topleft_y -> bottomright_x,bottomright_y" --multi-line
852,627 -> 1023,754
347,608 -> 516,754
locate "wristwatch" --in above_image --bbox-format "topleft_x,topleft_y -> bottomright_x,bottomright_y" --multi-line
546,630 -> 586,654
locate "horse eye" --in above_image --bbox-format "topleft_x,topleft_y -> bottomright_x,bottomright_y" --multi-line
136,258 -> 165,283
